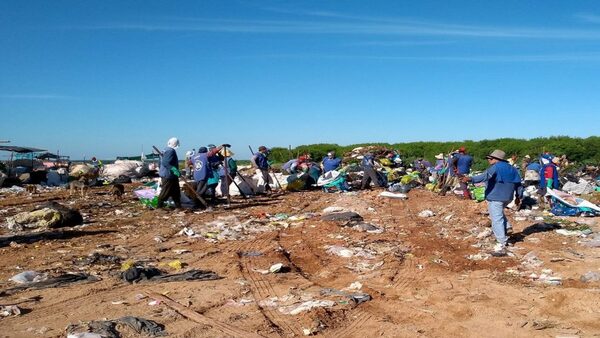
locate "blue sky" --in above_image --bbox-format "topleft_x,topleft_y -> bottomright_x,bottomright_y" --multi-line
1,0 -> 600,160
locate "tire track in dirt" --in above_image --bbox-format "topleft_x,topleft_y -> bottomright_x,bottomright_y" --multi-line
326,308 -> 373,338
276,222 -> 388,337
236,232 -> 304,337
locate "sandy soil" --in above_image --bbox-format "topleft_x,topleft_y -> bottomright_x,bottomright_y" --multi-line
0,185 -> 599,337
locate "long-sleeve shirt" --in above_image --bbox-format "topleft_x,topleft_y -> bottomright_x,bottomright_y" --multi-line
471,161 -> 523,202
252,153 -> 269,170
159,147 -> 179,179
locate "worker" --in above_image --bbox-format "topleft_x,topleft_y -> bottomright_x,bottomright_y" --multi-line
157,137 -> 182,209
322,151 -> 342,173
252,146 -> 272,193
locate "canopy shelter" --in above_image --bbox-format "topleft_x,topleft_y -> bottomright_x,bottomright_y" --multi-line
36,152 -> 60,160
0,145 -> 47,177
0,145 -> 46,153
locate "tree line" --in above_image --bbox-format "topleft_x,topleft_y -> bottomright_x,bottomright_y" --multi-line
266,136 -> 600,171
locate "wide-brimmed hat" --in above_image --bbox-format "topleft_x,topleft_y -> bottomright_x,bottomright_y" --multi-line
220,149 -> 234,157
486,149 -> 506,161
435,153 -> 444,160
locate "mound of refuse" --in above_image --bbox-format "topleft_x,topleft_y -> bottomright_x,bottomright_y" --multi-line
5,202 -> 83,231
101,160 -> 150,180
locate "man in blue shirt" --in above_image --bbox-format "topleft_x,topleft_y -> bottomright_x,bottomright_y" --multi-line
192,145 -> 223,207
463,149 -> 523,257
455,147 -> 474,199
322,151 -> 342,173
251,146 -> 272,193
157,137 -> 182,209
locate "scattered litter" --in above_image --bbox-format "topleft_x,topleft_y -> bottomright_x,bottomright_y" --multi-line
348,222 -> 383,233
322,206 -> 346,213
344,282 -> 363,290
467,253 -> 491,261
120,260 -> 136,271
0,305 -> 21,317
521,252 -> 544,270
178,227 -> 200,238
532,269 -> 562,285
476,228 -> 493,239
278,300 -> 335,315
74,253 -> 122,266
345,261 -> 384,273
555,229 -> 591,237
66,316 -> 165,338
172,249 -> 191,254
378,191 -> 408,199
418,210 -> 435,218
9,270 -> 48,284
326,246 -> 354,258
166,260 -> 182,270
320,287 -> 372,304
122,267 -> 220,284
1,273 -> 100,296
580,271 -> 600,282
321,212 -> 363,222
269,263 -> 284,273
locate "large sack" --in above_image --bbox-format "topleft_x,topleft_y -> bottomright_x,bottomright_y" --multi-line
101,160 -> 149,180
562,180 -> 595,195
69,164 -> 96,178
226,175 -> 257,196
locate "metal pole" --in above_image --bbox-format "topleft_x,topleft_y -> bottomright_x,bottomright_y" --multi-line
222,145 -> 231,205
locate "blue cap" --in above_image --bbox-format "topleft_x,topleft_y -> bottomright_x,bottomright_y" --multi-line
198,147 -> 208,153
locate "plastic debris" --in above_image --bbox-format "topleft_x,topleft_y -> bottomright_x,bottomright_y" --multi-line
269,263 -> 284,273
555,229 -> 592,237
418,210 -> 435,218
580,271 -> 600,282
9,270 -> 48,284
378,191 -> 408,199
278,300 -> 335,315
167,260 -> 182,270
0,305 -> 21,317
322,206 -> 346,213
326,246 -> 354,258
521,252 -> 544,270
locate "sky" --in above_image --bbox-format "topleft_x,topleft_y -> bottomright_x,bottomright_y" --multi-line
1,0 -> 600,160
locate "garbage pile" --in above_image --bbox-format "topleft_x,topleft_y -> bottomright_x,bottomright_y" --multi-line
100,160 -> 150,181
4,202 -> 83,231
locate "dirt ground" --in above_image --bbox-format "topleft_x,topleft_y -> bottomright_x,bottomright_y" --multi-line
1,185 -> 599,337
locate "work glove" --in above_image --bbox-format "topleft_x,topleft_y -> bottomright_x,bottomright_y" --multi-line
170,167 -> 181,177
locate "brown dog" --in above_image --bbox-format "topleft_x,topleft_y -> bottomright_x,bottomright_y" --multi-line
25,185 -> 38,194
69,178 -> 88,197
109,183 -> 125,200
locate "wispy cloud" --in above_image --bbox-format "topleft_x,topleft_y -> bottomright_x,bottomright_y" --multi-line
70,13 -> 600,40
0,94 -> 75,99
239,52 -> 600,63
344,40 -> 456,47
574,13 -> 600,24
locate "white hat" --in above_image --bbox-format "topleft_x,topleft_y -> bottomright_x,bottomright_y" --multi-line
167,137 -> 180,149
435,153 -> 444,160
